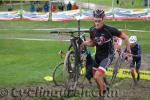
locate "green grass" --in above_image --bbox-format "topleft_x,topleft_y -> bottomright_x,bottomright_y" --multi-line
0,20 -> 82,29
0,20 -> 150,54
79,0 -> 147,8
0,20 -> 150,30
0,39 -> 69,87
79,0 -> 112,6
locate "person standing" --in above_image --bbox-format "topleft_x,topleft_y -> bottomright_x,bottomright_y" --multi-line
51,3 -> 56,12
67,2 -> 72,10
58,2 -> 64,11
72,3 -> 78,10
30,2 -> 35,12
116,0 -> 119,5
44,2 -> 49,12
132,0 -> 135,5
144,0 -> 148,6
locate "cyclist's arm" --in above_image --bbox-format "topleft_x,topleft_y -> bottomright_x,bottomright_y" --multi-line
82,39 -> 95,47
119,32 -> 131,53
137,44 -> 141,57
83,27 -> 96,47
109,26 -> 131,53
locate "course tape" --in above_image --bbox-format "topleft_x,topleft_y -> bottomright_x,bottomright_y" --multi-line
106,68 -> 150,80
46,67 -> 150,82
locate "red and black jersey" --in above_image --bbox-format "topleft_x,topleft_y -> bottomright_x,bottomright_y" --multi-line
89,24 -> 122,56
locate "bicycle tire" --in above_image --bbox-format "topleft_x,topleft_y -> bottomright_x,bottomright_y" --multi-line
64,50 -> 78,90
111,55 -> 123,83
53,62 -> 64,86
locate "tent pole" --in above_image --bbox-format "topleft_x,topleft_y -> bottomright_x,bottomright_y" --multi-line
112,0 -> 115,19
49,0 -> 51,20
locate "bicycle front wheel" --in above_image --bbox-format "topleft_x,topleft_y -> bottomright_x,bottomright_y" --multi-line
53,62 -> 65,86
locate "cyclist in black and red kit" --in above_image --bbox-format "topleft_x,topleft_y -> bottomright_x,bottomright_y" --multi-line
82,9 -> 131,100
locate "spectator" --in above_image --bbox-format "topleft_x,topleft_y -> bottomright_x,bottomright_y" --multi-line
8,7 -> 13,11
72,3 -> 78,10
30,2 -> 35,12
67,2 -> 72,10
35,1 -> 40,4
36,2 -> 43,12
51,3 -> 56,12
44,2 -> 49,12
0,0 -> 3,5
116,0 -> 119,5
120,0 -> 126,7
132,0 -> 135,5
58,2 -> 64,11
144,0 -> 148,6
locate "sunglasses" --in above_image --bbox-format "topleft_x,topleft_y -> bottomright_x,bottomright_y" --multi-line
94,20 -> 103,23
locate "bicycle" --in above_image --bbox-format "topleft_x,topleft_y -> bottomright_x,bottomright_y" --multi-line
111,49 -> 137,84
51,30 -> 92,89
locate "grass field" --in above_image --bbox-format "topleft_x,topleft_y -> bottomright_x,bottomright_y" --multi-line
79,0 -> 147,8
0,20 -> 150,100
1,20 -> 150,30
0,20 -> 150,54
0,39 -> 69,86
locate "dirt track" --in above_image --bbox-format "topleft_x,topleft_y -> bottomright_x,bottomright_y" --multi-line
0,78 -> 150,100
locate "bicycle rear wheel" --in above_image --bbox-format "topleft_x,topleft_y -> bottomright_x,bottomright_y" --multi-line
64,50 -> 78,90
53,62 -> 65,86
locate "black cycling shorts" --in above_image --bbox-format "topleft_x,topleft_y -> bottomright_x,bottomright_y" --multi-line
130,57 -> 141,69
93,54 -> 114,74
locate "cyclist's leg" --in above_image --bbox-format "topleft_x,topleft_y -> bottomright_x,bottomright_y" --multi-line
93,57 -> 111,96
130,58 -> 137,84
135,58 -> 141,81
93,69 -> 106,96
92,60 -> 101,86
93,60 -> 105,96
100,57 -> 111,88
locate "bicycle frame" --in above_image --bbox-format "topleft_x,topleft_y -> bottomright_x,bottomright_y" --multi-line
50,30 -> 89,67
50,20 -> 91,89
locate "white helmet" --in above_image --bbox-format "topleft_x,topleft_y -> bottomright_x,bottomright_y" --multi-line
129,36 -> 137,43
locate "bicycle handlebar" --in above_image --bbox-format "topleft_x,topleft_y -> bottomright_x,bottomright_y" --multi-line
122,52 -> 138,57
